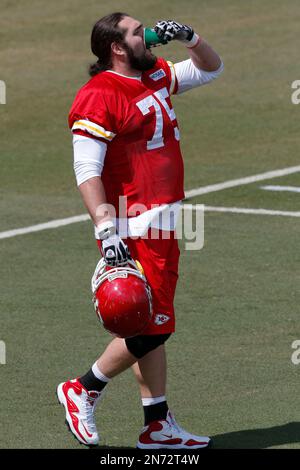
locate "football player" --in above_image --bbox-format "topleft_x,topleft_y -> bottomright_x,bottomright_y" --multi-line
57,13 -> 223,449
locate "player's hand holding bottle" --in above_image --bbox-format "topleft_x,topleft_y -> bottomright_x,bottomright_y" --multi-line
154,20 -> 200,47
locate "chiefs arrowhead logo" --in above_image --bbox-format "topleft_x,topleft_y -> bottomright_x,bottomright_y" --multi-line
154,314 -> 170,325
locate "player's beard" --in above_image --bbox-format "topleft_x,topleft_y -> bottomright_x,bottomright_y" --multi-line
123,42 -> 157,71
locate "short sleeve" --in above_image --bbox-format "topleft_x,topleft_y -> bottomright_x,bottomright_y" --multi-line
68,85 -> 119,143
166,60 -> 178,95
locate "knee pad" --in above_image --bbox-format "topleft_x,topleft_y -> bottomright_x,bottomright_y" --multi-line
125,333 -> 171,359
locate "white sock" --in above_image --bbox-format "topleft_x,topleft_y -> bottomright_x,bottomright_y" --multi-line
92,362 -> 111,383
142,395 -> 166,406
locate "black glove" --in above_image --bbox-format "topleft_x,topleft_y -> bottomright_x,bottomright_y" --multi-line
97,221 -> 131,267
154,20 -> 196,45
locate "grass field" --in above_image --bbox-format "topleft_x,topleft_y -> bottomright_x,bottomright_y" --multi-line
1,0 -> 300,449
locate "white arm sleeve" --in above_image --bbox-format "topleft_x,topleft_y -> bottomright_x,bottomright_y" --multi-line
174,59 -> 224,95
73,134 -> 107,186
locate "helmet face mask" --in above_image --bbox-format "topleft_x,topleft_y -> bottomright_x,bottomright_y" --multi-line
92,258 -> 153,338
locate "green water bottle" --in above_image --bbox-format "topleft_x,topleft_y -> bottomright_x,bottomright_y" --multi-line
144,28 -> 168,49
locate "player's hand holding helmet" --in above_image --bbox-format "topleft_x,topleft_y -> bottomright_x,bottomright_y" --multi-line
91,258 -> 153,338
154,20 -> 199,47
97,220 -> 131,267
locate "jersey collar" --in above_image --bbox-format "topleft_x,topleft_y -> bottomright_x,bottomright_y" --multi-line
106,70 -> 142,81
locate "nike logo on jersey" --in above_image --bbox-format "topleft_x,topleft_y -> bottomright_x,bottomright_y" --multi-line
149,69 -> 166,81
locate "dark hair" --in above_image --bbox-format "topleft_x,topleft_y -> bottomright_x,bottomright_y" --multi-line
89,12 -> 129,76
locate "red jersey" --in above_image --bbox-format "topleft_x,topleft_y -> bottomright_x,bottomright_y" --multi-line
69,57 -> 185,216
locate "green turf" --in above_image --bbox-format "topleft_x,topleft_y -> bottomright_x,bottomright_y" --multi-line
1,0 -> 300,449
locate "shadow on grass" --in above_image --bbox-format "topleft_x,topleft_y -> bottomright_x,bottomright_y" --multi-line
211,422 -> 300,449
69,423 -> 300,450
91,446 -> 136,450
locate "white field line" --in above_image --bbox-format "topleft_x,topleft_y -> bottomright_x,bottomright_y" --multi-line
184,204 -> 300,218
1,165 -> 300,240
185,165 -> 300,198
1,204 -> 299,241
0,214 -> 90,240
261,185 -> 300,193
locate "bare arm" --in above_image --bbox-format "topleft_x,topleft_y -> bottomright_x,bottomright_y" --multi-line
187,37 -> 222,72
78,174 -> 130,266
78,176 -> 114,228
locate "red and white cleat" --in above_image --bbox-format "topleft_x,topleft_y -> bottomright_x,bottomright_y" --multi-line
137,410 -> 211,449
56,378 -> 103,446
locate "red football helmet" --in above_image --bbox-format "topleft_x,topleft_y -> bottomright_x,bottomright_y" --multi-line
91,258 -> 153,338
